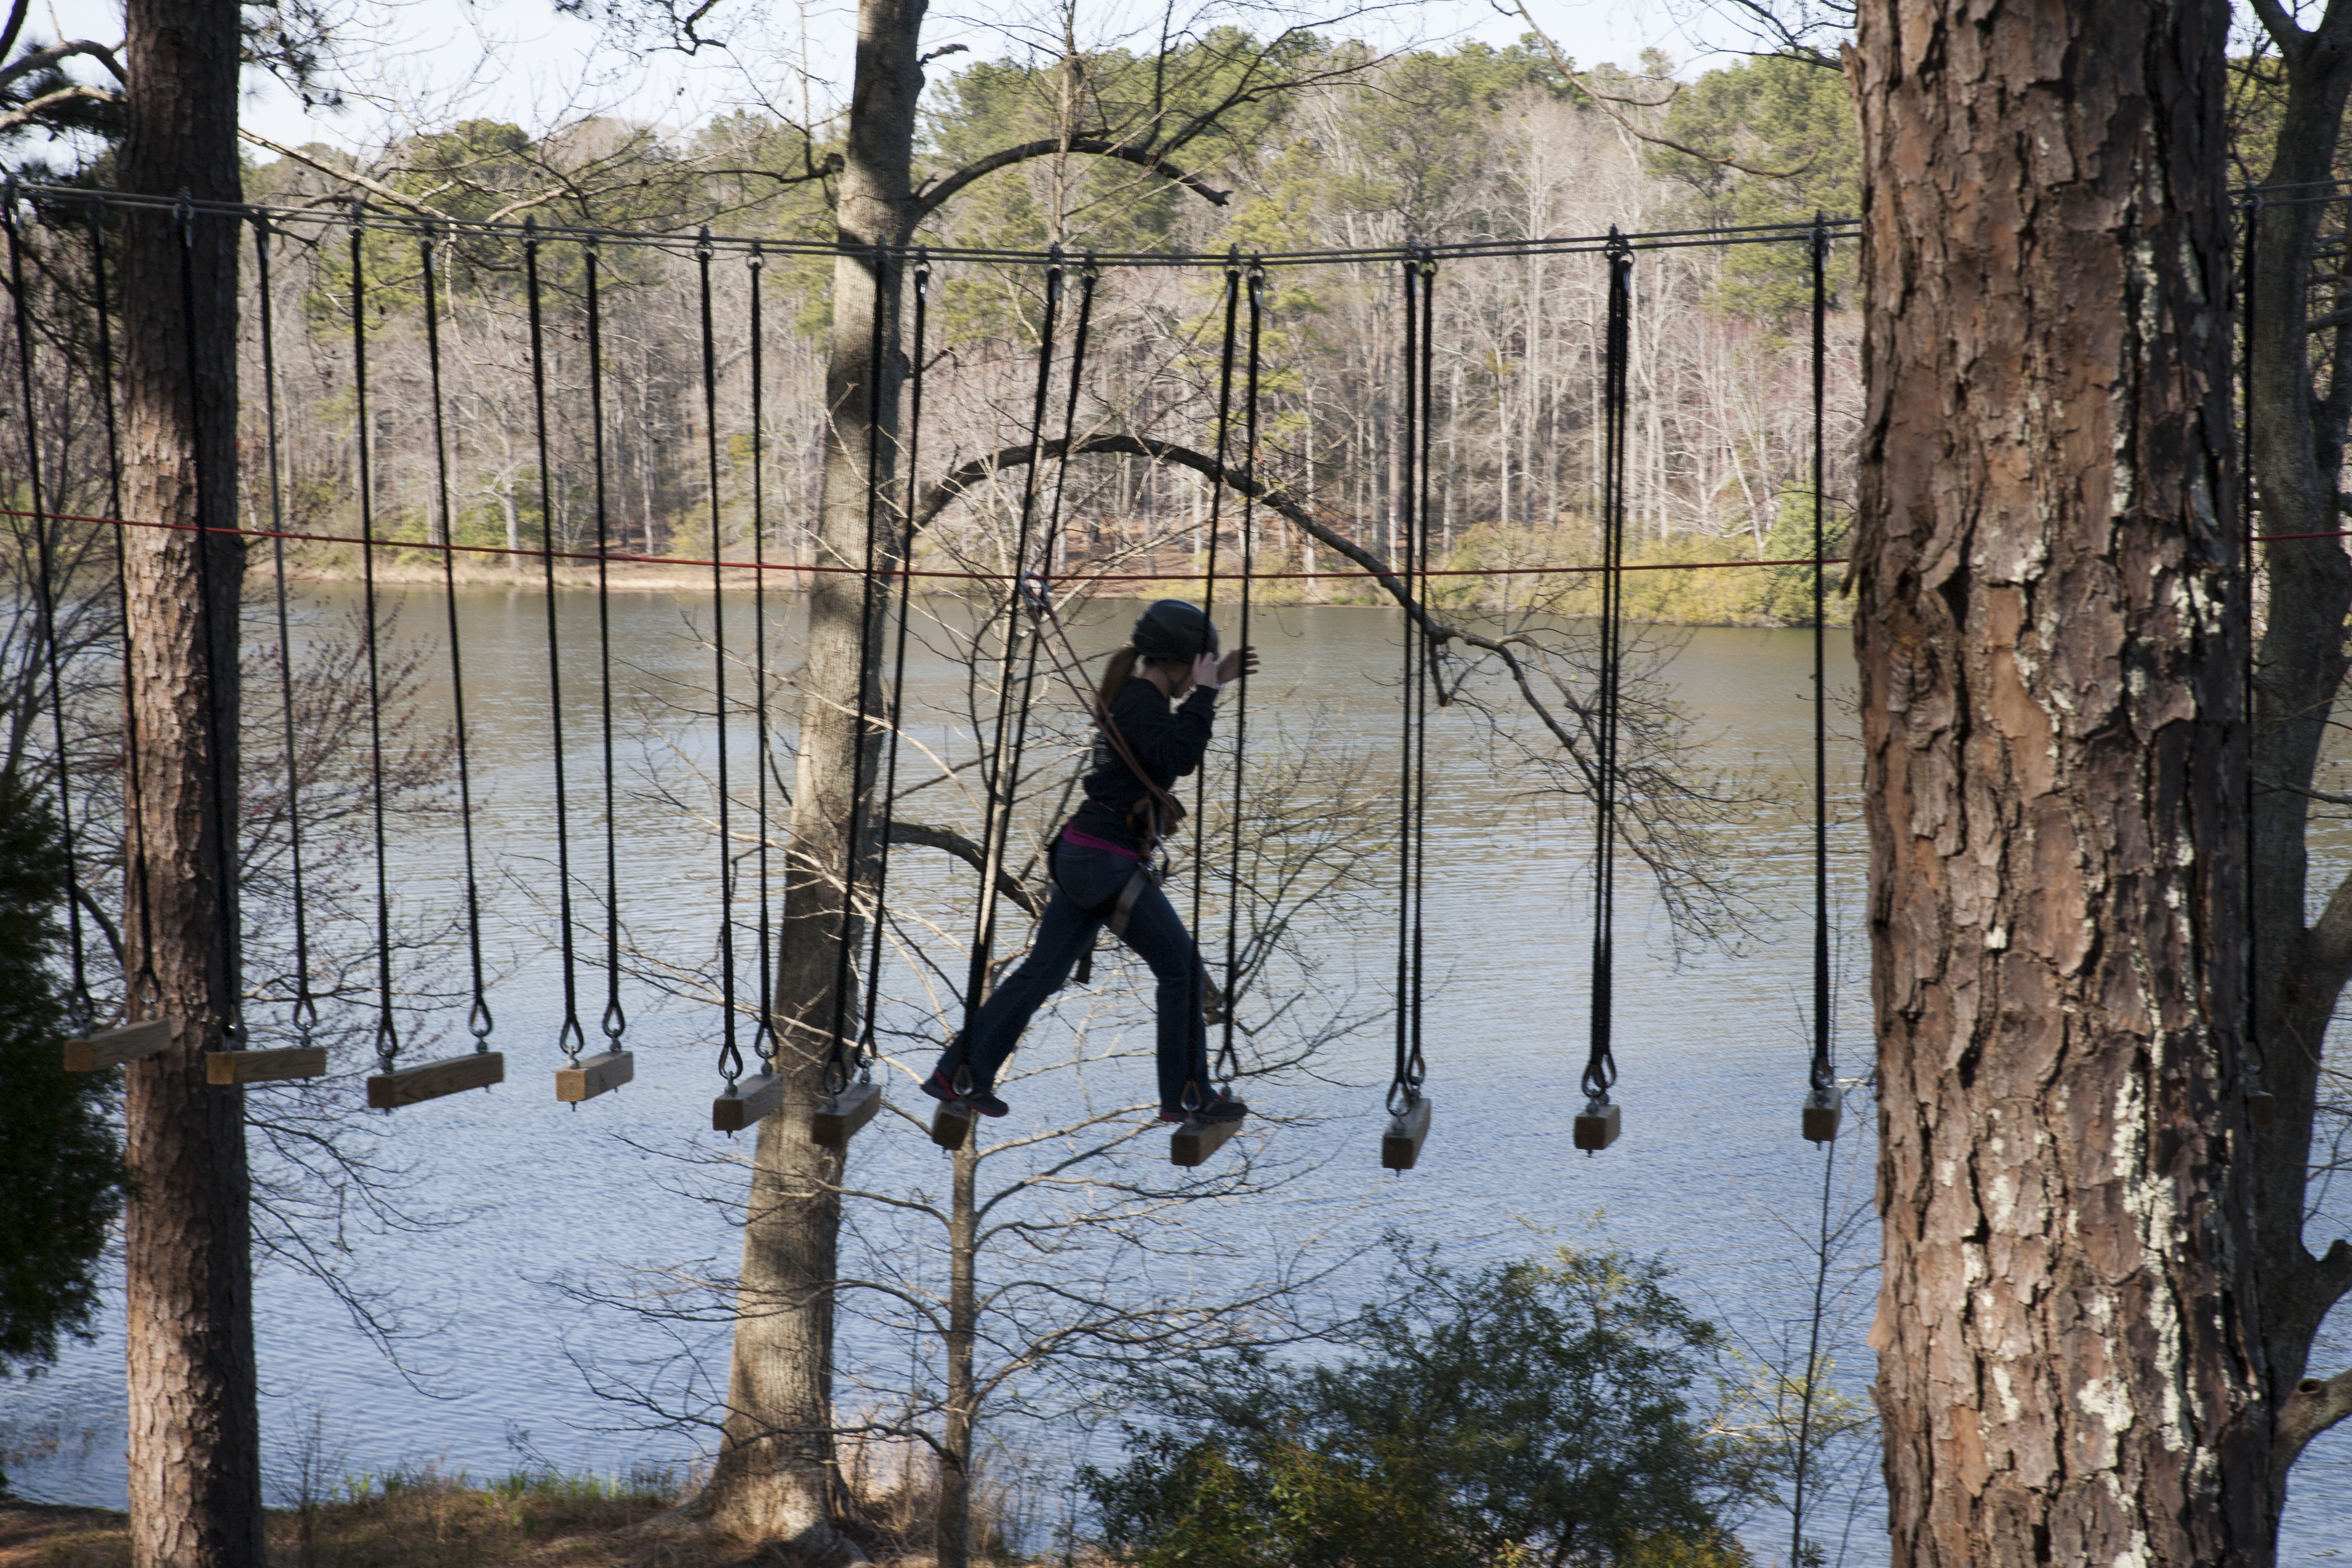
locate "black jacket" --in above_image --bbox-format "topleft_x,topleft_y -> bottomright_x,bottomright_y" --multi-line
1066,677 -> 1217,850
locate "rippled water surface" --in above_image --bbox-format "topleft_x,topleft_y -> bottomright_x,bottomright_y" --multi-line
8,589 -> 2347,1565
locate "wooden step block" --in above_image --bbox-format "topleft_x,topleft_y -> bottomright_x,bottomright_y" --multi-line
1171,1115 -> 1242,1167
813,1080 -> 882,1148
556,1050 -> 634,1103
1801,1088 -> 1841,1144
64,1018 -> 173,1072
367,1051 -> 505,1109
1381,1096 -> 1432,1171
2247,1088 -> 2277,1129
711,1073 -> 787,1132
1572,1098 -> 1620,1152
930,1101 -> 974,1150
206,1047 -> 329,1086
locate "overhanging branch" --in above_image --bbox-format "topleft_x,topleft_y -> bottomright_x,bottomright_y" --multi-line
914,137 -> 1228,221
890,820 -> 1039,916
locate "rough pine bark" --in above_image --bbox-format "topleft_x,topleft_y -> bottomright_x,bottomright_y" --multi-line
1850,0 -> 2271,1562
690,0 -> 920,1558
115,3 -> 261,1566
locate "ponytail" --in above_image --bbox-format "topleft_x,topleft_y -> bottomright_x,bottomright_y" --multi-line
1095,645 -> 1139,719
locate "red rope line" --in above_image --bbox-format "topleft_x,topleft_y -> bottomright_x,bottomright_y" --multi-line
11,506 -> 2346,584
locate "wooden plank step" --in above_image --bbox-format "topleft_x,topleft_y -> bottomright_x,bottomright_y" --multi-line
1573,1098 -> 1621,1152
64,1018 -> 172,1072
930,1101 -> 974,1150
206,1047 -> 329,1086
711,1073 -> 787,1132
1801,1089 -> 1841,1144
813,1080 -> 882,1148
556,1050 -> 634,1103
1381,1096 -> 1432,1171
1170,1115 -> 1242,1167
366,1052 -> 505,1110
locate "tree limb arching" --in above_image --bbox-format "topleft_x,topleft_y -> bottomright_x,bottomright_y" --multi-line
889,820 -> 1038,916
912,432 -> 1588,761
913,137 -> 1229,220
0,37 -> 127,90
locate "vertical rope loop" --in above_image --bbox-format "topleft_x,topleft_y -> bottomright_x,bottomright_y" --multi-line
748,243 -> 778,1070
89,202 -> 159,1018
860,249 -> 931,1080
254,215 -> 317,1047
1584,229 -> 1633,1109
697,229 -> 741,1088
5,183 -> 91,1020
525,218 -> 587,1068
350,207 -> 397,1069
419,226 -> 494,1048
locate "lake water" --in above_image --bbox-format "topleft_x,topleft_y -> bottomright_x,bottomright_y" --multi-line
7,587 -> 2347,1566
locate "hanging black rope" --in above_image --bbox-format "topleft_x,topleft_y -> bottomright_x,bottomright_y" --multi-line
826,244 -> 895,1093
1807,216 -> 1835,1115
179,193 -> 242,1051
90,203 -> 158,1018
860,249 -> 930,1069
696,229 -> 742,1087
748,243 -> 778,1072
1411,249 -> 1437,1096
525,218 -> 589,1069
956,249 -> 1064,1049
349,208 -> 397,1070
1189,255 -> 1242,996
6,187 -> 90,1019
420,226 -> 493,1051
255,216 -> 317,1048
586,242 -> 628,1060
1583,230 -> 1634,1127
1390,250 -> 1425,1115
1219,258 -> 1265,1088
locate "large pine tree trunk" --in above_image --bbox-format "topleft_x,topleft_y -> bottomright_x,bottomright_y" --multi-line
692,0 -> 922,1556
115,3 -> 261,1566
1850,0 -> 2273,1561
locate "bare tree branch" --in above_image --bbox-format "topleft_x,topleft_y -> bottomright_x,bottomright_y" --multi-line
914,136 -> 1229,219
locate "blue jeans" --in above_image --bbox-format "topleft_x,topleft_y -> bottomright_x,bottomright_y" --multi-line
931,839 -> 1213,1113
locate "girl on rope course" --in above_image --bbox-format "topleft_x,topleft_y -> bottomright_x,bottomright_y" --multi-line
925,599 -> 1257,1125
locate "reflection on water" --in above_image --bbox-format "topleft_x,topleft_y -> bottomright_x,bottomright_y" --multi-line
7,588 -> 2346,1566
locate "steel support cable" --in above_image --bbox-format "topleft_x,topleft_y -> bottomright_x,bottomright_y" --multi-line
5,187 -> 89,1016
825,244 -> 895,1092
179,195 -> 243,1051
1807,218 -> 1834,1106
255,216 -> 318,1047
1219,260 -> 1265,1088
1390,252 -> 1422,1112
695,231 -> 741,1086
584,244 -> 627,1059
90,206 -> 158,1016
858,251 -> 932,1067
748,244 -> 777,1070
956,250 -> 1063,1044
524,220 -> 588,1068
419,228 -> 494,1049
349,212 -> 398,1068
1585,232 -> 1634,1114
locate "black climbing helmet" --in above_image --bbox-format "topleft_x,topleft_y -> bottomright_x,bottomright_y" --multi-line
1131,599 -> 1219,661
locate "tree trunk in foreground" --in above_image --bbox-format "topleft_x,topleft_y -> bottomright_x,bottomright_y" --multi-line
693,0 -> 920,1558
117,3 -> 260,1566
1851,0 -> 2271,1560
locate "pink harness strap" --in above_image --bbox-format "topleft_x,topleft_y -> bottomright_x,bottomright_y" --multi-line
1059,826 -> 1140,863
